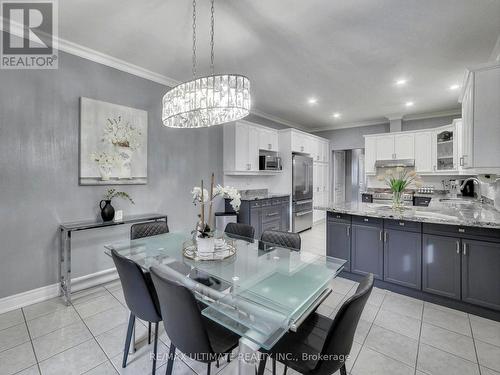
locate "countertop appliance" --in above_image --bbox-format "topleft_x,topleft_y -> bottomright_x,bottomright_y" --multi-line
460,179 -> 475,197
292,154 -> 313,232
259,155 -> 282,171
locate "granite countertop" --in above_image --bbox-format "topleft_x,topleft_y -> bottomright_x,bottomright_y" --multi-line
239,193 -> 290,201
316,199 -> 500,229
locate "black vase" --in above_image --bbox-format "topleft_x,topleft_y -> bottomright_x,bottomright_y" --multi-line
100,200 -> 115,221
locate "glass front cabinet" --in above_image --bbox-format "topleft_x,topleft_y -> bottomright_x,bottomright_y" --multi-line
432,124 -> 459,172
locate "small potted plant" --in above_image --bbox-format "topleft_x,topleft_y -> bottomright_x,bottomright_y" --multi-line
191,174 -> 241,254
100,188 -> 135,221
377,167 -> 422,210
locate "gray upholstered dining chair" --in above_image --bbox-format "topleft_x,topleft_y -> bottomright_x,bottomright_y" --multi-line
260,229 -> 301,251
257,274 -> 374,375
111,250 -> 162,375
130,220 -> 169,240
224,222 -> 255,240
150,266 -> 240,375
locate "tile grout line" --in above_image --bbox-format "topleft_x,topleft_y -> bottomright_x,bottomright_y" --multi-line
413,299 -> 425,375
20,308 -> 42,375
468,313 -> 482,375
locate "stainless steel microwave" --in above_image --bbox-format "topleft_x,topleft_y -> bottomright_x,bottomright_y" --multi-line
259,155 -> 282,170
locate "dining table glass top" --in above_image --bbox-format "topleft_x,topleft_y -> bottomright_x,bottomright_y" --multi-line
104,230 -> 346,349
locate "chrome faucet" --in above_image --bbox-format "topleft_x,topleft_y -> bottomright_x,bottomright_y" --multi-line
459,177 -> 480,190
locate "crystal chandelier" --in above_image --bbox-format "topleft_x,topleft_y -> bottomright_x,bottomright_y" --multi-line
162,0 -> 251,128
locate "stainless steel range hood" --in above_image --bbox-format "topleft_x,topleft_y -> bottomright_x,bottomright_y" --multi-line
375,159 -> 415,168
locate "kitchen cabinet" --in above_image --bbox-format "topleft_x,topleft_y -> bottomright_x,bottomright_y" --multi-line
383,224 -> 422,289
414,132 -> 433,173
432,125 -> 457,172
223,121 -> 260,173
313,162 -> 329,223
462,239 -> 500,310
280,198 -> 290,232
364,137 -> 377,174
351,217 -> 384,279
460,64 -> 500,171
422,234 -> 461,299
327,214 -> 351,271
291,131 -> 310,154
394,134 -> 415,159
375,136 -> 395,160
258,127 -> 279,152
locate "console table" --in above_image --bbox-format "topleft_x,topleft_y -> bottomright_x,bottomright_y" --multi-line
59,213 -> 168,304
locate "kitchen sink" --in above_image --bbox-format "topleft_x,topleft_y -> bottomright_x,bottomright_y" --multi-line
439,198 -> 477,205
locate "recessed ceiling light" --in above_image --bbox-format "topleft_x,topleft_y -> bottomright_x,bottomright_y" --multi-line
395,78 -> 407,86
332,112 -> 341,119
449,84 -> 460,90
308,97 -> 318,105
405,101 -> 414,107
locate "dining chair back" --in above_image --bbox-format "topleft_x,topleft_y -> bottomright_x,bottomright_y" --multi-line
260,229 -> 301,251
224,222 -> 255,240
130,220 -> 169,240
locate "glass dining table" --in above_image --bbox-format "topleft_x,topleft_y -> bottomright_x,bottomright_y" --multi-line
104,230 -> 346,374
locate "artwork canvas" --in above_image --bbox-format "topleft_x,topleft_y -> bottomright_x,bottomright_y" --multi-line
80,97 -> 148,185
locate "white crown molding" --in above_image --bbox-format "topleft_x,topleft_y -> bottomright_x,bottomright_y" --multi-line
308,118 -> 389,133
403,108 -> 461,121
250,110 -> 310,132
0,268 -> 117,314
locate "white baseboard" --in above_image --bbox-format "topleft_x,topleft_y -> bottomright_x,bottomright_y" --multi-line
0,268 -> 118,315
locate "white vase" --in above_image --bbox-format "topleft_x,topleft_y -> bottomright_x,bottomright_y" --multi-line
115,146 -> 133,179
98,164 -> 113,181
196,236 -> 215,255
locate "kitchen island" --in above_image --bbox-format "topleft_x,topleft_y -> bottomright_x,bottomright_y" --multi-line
317,200 -> 500,320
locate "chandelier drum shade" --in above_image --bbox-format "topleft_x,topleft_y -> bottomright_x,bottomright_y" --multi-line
162,74 -> 250,128
162,0 -> 251,128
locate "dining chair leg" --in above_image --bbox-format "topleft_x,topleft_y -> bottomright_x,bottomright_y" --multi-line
122,312 -> 135,368
272,357 -> 276,375
148,322 -> 152,345
256,355 -> 267,375
151,323 -> 159,375
339,363 -> 347,375
207,362 -> 211,375
283,365 -> 287,375
165,344 -> 176,375
227,352 -> 231,363
216,358 -> 220,367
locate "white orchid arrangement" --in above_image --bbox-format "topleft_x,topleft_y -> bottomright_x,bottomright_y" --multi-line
102,116 -> 142,150
90,151 -> 117,165
191,175 -> 241,237
377,167 -> 423,192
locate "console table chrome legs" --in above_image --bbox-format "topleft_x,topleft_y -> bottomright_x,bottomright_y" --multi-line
59,228 -> 72,305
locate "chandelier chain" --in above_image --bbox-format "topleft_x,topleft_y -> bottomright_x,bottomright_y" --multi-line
192,0 -> 197,78
210,0 -> 215,74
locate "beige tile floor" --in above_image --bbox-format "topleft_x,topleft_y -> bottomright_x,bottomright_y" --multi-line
1,221 -> 499,375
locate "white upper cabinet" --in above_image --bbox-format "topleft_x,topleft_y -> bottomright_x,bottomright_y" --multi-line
432,125 -> 457,172
364,137 -> 377,174
375,136 -> 395,160
291,131 -> 310,154
223,121 -> 261,173
414,132 -> 433,173
394,134 -> 415,159
460,64 -> 500,171
258,127 -> 279,152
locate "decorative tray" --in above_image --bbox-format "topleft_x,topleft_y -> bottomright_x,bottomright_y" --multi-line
182,238 -> 236,261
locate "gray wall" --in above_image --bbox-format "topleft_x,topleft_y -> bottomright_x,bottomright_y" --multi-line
0,48 -> 223,298
314,115 -> 460,150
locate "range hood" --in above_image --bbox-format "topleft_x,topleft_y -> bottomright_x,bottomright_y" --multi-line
375,159 -> 415,168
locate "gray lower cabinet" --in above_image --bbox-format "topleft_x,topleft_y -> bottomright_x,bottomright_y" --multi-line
280,198 -> 290,232
462,239 -> 500,310
422,234 -> 461,300
383,229 -> 421,289
351,221 -> 384,280
327,220 -> 351,271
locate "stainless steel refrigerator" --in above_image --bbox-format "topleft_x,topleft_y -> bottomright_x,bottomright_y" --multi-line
292,154 -> 313,232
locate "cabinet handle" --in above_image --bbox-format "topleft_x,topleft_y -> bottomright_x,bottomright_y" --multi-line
456,241 -> 460,254
268,143 -> 272,150
346,226 -> 350,237
379,230 -> 383,241
384,231 -> 388,242
463,243 -> 467,256
267,212 -> 279,217
459,157 -> 464,167
301,146 -> 304,152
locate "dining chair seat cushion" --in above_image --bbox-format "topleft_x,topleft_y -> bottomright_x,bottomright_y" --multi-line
264,312 -> 332,373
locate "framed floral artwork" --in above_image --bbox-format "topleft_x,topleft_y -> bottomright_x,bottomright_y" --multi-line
79,97 -> 148,185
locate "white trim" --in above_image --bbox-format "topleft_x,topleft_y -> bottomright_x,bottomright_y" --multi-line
0,268 -> 118,314
250,110 -> 310,132
309,118 -> 389,132
403,109 -> 461,121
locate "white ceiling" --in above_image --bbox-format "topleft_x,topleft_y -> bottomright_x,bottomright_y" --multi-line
59,0 -> 500,130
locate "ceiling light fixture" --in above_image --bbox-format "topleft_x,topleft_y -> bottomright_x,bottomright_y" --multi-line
449,84 -> 460,90
395,78 -> 407,86
405,101 -> 414,107
308,97 -> 318,105
332,112 -> 341,119
162,0 -> 251,128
